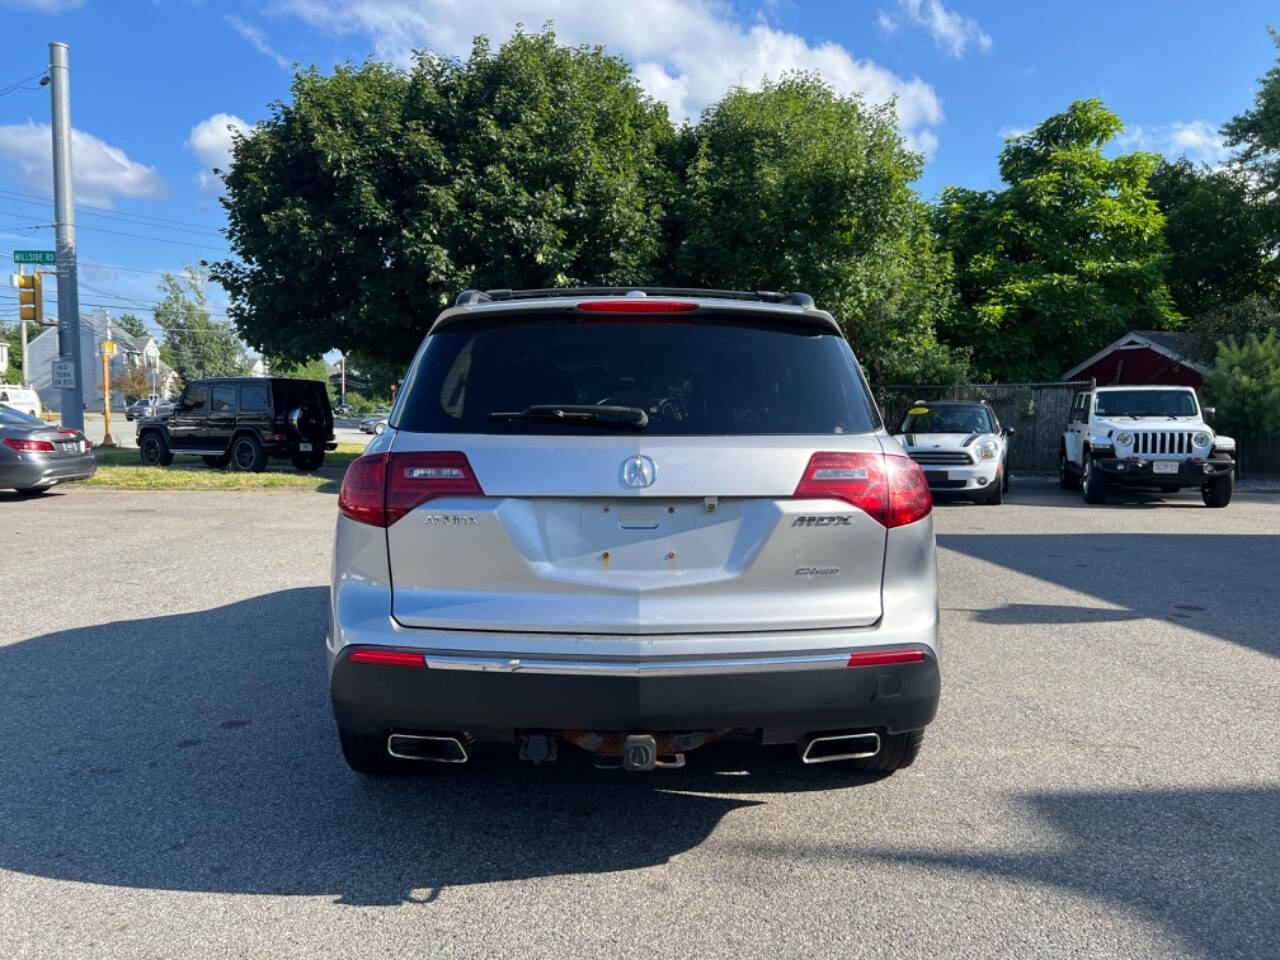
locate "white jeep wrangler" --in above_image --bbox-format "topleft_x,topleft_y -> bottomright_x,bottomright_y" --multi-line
1060,386 -> 1235,507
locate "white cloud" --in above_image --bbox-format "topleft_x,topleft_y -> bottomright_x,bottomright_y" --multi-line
1118,121 -> 1228,167
276,0 -> 944,157
0,122 -> 167,207
225,14 -> 292,69
894,0 -> 991,57
876,11 -> 899,36
185,113 -> 253,192
998,125 -> 1031,141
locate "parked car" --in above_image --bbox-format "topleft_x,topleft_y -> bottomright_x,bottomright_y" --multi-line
330,288 -> 939,776
0,386 -> 42,419
358,415 -> 387,434
124,394 -> 173,421
136,376 -> 336,472
1060,385 -> 1235,506
892,401 -> 1011,505
0,403 -> 94,493
334,402 -> 356,417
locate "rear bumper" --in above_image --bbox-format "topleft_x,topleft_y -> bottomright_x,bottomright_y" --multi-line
1094,456 -> 1233,483
330,645 -> 941,745
0,453 -> 96,489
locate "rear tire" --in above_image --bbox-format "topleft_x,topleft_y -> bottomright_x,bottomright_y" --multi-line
139,432 -> 172,467
847,730 -> 924,774
1081,453 -> 1108,504
230,434 -> 267,472
338,726 -> 402,776
1202,470 -> 1233,508
292,450 -> 325,472
202,454 -> 230,468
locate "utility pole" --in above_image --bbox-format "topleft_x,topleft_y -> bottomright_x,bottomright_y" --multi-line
49,41 -> 84,429
340,352 -> 346,405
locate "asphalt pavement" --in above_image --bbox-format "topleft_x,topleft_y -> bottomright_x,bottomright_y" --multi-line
0,480 -> 1276,959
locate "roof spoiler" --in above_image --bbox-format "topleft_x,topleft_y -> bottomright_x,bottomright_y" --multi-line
454,287 -> 815,308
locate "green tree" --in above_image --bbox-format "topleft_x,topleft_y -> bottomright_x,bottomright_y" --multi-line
3,323 -> 27,382
1148,159 -> 1278,319
1187,295 -> 1280,363
676,74 -> 966,383
113,313 -> 148,339
934,99 -> 1178,382
1204,331 -> 1280,474
1222,27 -> 1280,200
154,267 -> 248,382
215,30 -> 676,364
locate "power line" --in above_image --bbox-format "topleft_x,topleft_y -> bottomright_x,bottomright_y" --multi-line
0,191 -> 224,237
0,187 -> 227,233
0,215 -> 231,252
0,70 -> 47,98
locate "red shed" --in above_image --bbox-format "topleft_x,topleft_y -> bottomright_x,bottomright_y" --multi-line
1061,331 -> 1210,387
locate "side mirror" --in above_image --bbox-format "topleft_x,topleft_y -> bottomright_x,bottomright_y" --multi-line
1202,406 -> 1215,421
1071,410 -> 1085,423
1004,426 -> 1016,436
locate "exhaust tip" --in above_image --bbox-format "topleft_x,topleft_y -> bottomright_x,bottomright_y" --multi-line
386,733 -> 469,764
800,731 -> 880,764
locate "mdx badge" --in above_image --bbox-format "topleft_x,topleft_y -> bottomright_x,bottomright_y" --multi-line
422,514 -> 479,526
792,515 -> 852,527
621,455 -> 657,489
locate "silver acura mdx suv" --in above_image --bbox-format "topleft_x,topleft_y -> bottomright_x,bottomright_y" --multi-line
329,288 -> 940,775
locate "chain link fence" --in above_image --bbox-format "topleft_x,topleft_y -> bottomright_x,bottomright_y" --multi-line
873,382 -> 1093,473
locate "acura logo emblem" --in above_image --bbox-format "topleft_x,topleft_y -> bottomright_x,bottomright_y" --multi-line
621,455 -> 656,489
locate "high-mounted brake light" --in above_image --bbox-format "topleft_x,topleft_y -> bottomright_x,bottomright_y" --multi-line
846,648 -> 926,668
3,437 -> 54,453
576,300 -> 698,313
338,451 -> 483,527
794,452 -> 931,528
349,649 -> 427,667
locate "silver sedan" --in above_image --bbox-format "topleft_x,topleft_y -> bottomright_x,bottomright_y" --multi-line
0,404 -> 95,494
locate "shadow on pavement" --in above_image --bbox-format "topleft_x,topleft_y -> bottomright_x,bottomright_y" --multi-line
0,588 -> 879,906
768,786 -> 1279,960
939,533 -> 1280,657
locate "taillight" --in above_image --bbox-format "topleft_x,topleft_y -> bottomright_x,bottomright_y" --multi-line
386,451 -> 482,525
794,451 -> 931,529
883,454 -> 932,528
576,299 -> 698,313
337,451 -> 483,527
337,453 -> 388,526
57,428 -> 78,436
3,437 -> 54,453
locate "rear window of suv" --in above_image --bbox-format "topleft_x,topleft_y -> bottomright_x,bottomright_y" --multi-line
396,314 -> 880,435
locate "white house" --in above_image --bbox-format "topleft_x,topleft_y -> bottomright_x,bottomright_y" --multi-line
0,340 -> 8,377
28,308 -> 177,412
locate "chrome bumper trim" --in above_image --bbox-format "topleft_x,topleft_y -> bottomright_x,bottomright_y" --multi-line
423,650 -> 854,677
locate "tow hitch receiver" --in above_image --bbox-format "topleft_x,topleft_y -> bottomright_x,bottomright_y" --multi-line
623,734 -> 658,771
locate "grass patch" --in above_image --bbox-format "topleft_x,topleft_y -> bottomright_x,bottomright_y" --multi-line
84,443 -> 367,491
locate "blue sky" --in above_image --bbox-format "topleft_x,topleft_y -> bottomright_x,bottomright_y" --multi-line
1,0 -> 1275,342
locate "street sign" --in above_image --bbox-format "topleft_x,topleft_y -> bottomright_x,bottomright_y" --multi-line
52,359 -> 76,390
101,340 -> 116,355
13,250 -> 56,265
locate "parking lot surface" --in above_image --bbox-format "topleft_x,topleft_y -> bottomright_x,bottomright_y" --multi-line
1,481 -> 1276,959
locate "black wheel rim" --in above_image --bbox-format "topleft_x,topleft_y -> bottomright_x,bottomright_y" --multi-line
234,441 -> 254,469
143,438 -> 160,464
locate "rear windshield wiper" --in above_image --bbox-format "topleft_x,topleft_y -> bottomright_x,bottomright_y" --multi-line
489,403 -> 650,429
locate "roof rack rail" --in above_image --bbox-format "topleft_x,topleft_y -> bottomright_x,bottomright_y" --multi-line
455,287 -> 816,307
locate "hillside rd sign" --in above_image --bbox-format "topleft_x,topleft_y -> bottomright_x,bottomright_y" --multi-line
13,250 -> 56,265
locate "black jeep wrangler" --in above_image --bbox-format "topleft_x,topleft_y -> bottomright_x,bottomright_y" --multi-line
136,377 -> 336,472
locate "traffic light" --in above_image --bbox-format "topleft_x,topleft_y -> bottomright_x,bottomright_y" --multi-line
17,272 -> 43,326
